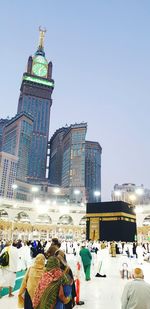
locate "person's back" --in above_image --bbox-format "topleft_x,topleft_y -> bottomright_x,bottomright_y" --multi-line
121,268 -> 150,309
32,257 -> 71,309
45,238 -> 61,258
80,247 -> 92,265
18,253 -> 45,309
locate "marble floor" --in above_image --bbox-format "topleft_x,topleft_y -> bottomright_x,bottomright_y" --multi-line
0,254 -> 150,309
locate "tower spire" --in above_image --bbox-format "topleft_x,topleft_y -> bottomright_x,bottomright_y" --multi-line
38,26 -> 46,49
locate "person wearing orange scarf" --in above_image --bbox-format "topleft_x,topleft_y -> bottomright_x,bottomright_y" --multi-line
18,253 -> 45,309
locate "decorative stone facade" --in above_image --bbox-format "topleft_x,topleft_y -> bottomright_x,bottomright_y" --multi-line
0,198 -> 86,241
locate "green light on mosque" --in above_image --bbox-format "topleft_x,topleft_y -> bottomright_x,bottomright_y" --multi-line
23,75 -> 54,87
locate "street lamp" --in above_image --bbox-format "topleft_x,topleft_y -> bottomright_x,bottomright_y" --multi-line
94,190 -> 101,202
31,186 -> 39,201
53,188 -> 60,204
129,194 -> 136,204
53,188 -> 60,194
74,189 -> 80,195
114,190 -> 121,197
31,186 -> 39,193
74,189 -> 80,204
12,184 -> 18,199
12,184 -> 18,190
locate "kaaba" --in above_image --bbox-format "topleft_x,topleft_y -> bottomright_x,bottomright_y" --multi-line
86,201 -> 137,242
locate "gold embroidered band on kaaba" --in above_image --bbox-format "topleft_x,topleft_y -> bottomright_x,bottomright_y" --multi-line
86,212 -> 136,222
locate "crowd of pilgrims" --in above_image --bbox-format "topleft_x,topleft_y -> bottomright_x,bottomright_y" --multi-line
0,238 -> 150,308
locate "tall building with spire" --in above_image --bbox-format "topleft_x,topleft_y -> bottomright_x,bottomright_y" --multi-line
17,28 -> 54,180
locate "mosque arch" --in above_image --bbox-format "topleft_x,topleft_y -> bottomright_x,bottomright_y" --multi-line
0,209 -> 8,220
35,214 -> 52,224
15,211 -> 30,223
143,215 -> 150,226
58,215 -> 73,225
79,216 -> 86,226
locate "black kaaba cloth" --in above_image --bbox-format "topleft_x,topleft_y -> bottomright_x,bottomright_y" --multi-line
86,201 -> 137,242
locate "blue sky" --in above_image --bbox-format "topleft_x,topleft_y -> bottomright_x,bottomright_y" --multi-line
0,1 -> 150,200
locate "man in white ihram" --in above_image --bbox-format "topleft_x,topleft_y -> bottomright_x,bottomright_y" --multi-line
0,241 -> 18,297
121,267 -> 150,309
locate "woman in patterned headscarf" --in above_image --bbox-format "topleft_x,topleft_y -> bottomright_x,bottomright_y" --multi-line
32,256 -> 71,309
55,249 -> 76,308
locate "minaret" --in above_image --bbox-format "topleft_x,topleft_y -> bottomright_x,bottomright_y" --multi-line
17,28 -> 54,180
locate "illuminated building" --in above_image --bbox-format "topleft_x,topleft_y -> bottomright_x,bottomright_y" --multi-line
2,112 -> 33,182
17,28 -> 54,180
0,152 -> 18,198
48,127 -> 68,186
0,119 -> 9,151
112,183 -> 150,205
48,124 -> 102,203
49,123 -> 87,202
85,141 -> 102,202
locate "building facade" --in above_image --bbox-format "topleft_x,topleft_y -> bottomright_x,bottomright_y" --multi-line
85,141 -> 102,202
0,119 -> 9,151
0,197 -> 86,241
0,152 -> 18,198
48,124 -> 102,203
48,127 -> 68,186
17,29 -> 54,180
61,123 -> 87,202
111,183 -> 150,205
2,113 -> 33,182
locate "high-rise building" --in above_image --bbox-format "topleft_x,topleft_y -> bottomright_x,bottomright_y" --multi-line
61,123 -> 87,191
48,127 -> 68,185
2,112 -> 33,182
48,124 -> 102,203
17,28 -> 54,180
48,123 -> 87,202
0,119 -> 9,151
85,141 -> 102,202
0,152 -> 18,198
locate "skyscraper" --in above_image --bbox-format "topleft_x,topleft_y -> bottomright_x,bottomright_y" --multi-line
17,28 -> 54,180
48,124 -> 102,203
48,123 -> 87,202
48,127 -> 68,185
0,119 -> 9,151
85,141 -> 102,202
0,152 -> 18,198
61,123 -> 87,191
2,112 -> 33,182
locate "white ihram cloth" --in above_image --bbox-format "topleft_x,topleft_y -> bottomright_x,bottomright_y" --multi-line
17,245 -> 32,271
96,247 -> 108,275
0,245 -> 18,288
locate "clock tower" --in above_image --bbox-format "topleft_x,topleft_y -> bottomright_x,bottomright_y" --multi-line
17,28 -> 54,180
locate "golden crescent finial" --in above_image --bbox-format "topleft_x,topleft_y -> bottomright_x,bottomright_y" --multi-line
39,26 -> 47,48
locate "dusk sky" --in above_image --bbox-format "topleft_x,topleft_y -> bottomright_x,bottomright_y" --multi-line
0,1 -> 150,200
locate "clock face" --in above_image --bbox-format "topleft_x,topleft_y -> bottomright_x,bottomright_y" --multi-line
35,55 -> 48,65
32,63 -> 47,77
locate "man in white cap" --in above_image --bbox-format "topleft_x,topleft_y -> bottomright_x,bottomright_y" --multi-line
121,267 -> 150,309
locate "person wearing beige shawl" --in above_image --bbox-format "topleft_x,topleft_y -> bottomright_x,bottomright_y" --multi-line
18,253 -> 45,309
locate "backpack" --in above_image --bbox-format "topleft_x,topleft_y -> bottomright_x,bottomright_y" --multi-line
0,250 -> 9,267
